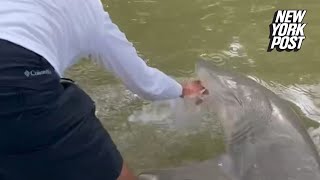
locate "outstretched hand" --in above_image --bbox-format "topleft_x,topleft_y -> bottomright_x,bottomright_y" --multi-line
180,80 -> 209,104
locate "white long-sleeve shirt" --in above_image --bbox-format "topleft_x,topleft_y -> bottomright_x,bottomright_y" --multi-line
0,0 -> 182,101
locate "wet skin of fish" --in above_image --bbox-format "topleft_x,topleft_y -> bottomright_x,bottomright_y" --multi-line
138,59 -> 320,180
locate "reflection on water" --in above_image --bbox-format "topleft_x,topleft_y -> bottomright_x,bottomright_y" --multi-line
67,0 -> 320,173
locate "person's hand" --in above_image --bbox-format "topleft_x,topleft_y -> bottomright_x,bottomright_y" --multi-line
180,80 -> 209,104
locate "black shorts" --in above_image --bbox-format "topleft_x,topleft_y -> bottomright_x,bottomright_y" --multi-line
0,39 -> 123,180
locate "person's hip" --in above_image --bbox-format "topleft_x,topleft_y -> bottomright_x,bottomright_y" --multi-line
0,39 -> 61,89
0,39 -> 94,153
0,38 -> 63,112
0,39 -> 123,180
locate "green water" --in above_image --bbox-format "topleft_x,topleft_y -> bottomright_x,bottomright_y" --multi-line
66,0 -> 320,174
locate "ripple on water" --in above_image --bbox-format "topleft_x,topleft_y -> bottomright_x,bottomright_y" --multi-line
201,2 -> 221,10
86,84 -> 143,127
255,38 -> 270,55
278,84 -> 320,154
222,36 -> 247,58
280,84 -> 320,122
222,0 -> 238,2
246,76 -> 320,123
247,75 -> 269,87
200,36 -> 257,69
200,13 -> 216,21
250,5 -> 275,13
132,0 -> 158,3
87,76 -> 320,171
200,52 -> 228,67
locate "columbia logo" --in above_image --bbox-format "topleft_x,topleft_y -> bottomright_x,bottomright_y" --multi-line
24,69 -> 52,77
24,70 -> 30,77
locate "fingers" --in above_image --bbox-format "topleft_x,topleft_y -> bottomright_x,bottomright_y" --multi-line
196,80 -> 209,95
180,80 -> 209,103
117,163 -> 137,180
202,89 -> 209,95
196,89 -> 209,105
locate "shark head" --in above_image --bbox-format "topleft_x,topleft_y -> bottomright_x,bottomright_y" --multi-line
196,59 -> 272,141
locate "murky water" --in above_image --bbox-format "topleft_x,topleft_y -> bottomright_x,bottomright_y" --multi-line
65,0 -> 320,174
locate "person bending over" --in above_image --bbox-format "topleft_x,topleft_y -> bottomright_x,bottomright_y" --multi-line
0,1 -> 206,180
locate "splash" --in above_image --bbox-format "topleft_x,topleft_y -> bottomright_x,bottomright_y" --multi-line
128,98 -> 218,134
128,75 -> 320,155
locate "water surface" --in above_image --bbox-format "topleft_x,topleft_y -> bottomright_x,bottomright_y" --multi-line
66,0 -> 320,173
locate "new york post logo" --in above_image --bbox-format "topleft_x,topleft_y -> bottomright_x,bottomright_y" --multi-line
267,10 -> 307,52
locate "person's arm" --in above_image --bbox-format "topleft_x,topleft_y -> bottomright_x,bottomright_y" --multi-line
90,11 -> 183,101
